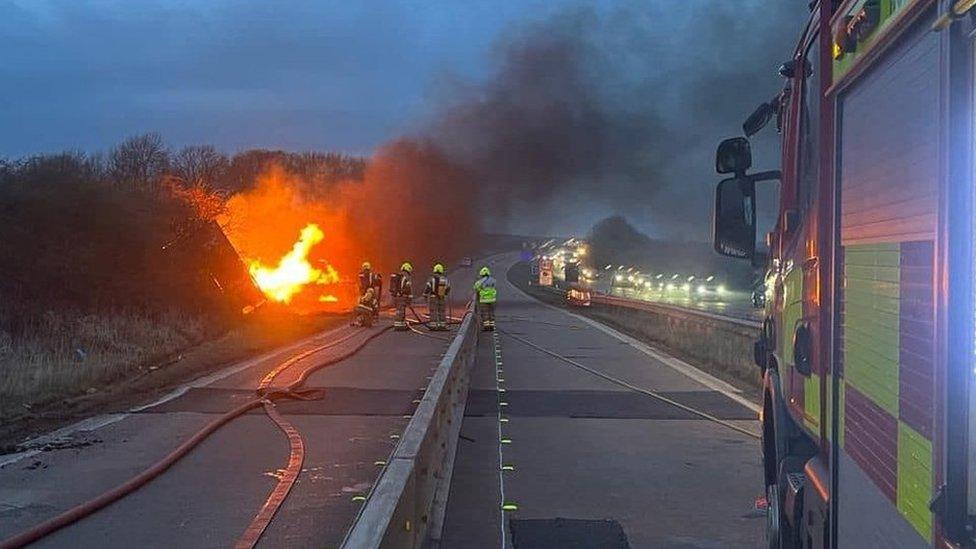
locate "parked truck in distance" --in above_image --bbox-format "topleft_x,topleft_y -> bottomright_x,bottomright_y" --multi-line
712,1 -> 976,547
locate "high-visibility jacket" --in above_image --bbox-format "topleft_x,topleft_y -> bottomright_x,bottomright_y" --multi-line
424,274 -> 451,298
473,276 -> 497,304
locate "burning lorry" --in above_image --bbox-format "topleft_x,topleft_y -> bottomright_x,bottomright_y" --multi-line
162,220 -> 266,315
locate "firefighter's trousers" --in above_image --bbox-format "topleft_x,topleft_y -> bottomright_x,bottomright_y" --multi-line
478,301 -> 495,331
354,303 -> 374,327
394,296 -> 409,331
427,296 -> 447,330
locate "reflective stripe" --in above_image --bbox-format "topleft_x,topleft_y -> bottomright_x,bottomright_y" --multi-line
474,276 -> 497,303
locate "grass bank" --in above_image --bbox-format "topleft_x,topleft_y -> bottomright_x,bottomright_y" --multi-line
0,302 -> 347,448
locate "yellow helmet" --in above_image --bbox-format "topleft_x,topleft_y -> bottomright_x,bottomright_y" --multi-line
361,261 -> 371,271
479,266 -> 491,277
433,263 -> 445,274
401,262 -> 413,273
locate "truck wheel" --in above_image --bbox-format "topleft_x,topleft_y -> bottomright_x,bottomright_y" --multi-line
769,454 -> 808,549
766,482 -> 783,549
766,480 -> 799,549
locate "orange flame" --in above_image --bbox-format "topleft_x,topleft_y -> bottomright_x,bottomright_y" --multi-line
248,223 -> 340,304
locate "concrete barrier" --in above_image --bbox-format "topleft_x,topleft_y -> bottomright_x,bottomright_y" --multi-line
587,293 -> 761,390
342,309 -> 478,549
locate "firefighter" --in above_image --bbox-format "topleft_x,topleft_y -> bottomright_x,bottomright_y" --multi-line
358,262 -> 382,323
423,263 -> 451,331
354,287 -> 377,327
473,266 -> 497,331
391,262 -> 413,331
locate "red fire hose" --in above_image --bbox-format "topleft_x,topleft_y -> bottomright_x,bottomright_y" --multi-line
0,325 -> 391,549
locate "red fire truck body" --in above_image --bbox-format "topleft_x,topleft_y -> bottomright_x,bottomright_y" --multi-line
712,1 -> 976,546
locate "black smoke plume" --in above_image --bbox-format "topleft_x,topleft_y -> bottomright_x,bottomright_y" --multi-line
423,1 -> 805,239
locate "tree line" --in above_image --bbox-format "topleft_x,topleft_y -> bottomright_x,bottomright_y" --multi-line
0,133 -> 366,328
1,133 -> 365,194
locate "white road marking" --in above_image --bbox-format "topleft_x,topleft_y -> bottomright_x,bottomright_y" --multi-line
505,267 -> 761,414
493,331 -> 509,549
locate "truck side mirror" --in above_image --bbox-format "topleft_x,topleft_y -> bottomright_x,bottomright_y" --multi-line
713,176 -> 757,260
716,137 -> 752,174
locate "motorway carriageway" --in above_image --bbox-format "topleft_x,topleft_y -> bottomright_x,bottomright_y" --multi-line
440,253 -> 763,548
0,253 -> 763,548
0,263 -> 490,548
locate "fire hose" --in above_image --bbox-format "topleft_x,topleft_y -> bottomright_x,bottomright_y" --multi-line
405,300 -> 470,342
0,325 -> 392,549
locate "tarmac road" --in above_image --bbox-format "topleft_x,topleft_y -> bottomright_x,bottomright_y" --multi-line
441,253 -> 764,548
0,261 -> 493,549
0,253 -> 761,548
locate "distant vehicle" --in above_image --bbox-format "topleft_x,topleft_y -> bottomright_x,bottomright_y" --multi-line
692,276 -> 727,300
711,3 -> 975,546
538,257 -> 554,286
564,264 -> 580,284
567,287 -> 591,307
459,257 -> 473,267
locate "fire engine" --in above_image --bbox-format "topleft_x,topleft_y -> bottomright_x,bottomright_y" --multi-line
712,1 -> 976,547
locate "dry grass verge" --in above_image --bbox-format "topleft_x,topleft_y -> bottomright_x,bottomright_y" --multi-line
0,306 -> 208,418
0,302 -> 347,447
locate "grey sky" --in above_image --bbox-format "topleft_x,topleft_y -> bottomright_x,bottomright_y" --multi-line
1,0 -> 573,156
1,0 -> 805,238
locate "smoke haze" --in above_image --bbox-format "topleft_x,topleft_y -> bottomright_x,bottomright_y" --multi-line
219,1 -> 805,300
422,2 -> 805,239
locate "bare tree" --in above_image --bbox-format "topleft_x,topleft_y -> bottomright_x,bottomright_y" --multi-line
109,133 -> 169,190
172,145 -> 228,189
219,149 -> 287,192
84,152 -> 108,182
285,151 -> 366,185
